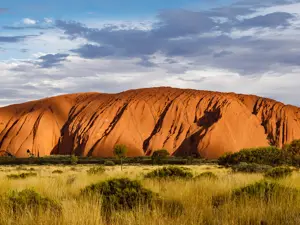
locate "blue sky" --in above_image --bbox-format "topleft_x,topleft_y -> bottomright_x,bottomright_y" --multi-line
1,0 -> 232,19
1,0 -> 300,106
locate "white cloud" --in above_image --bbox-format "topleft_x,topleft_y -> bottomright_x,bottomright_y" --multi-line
22,18 -> 37,25
2,1 -> 300,107
44,18 -> 53,24
1,55 -> 300,107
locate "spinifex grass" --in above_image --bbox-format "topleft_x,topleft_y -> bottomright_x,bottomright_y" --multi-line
0,164 -> 299,225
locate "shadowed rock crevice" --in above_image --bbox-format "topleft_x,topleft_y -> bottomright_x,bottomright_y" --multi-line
87,103 -> 129,156
143,101 -> 174,152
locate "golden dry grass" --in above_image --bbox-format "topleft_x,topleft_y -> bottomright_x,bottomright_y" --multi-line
0,164 -> 299,225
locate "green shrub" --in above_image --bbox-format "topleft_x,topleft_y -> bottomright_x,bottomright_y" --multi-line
194,172 -> 218,180
232,163 -> 272,173
144,166 -> 193,179
7,172 -> 37,179
70,155 -> 78,165
264,167 -> 293,179
104,160 -> 115,166
5,189 -> 62,215
218,147 -> 285,166
86,166 -> 105,175
151,149 -> 170,164
232,180 -> 298,200
15,167 -> 36,171
283,139 -> 300,156
283,139 -> 300,166
81,178 -> 155,212
212,180 -> 298,207
52,170 -> 63,174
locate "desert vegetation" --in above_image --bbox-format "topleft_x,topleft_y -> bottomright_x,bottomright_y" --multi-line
0,163 -> 299,225
218,140 -> 300,167
0,141 -> 299,224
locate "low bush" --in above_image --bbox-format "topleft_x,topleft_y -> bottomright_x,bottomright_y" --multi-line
14,166 -> 35,171
194,172 -> 218,180
81,178 -> 156,212
5,189 -> 62,215
7,172 -> 37,179
52,170 -> 63,174
231,163 -> 272,173
212,180 -> 298,207
86,166 -> 105,175
70,155 -> 78,165
144,166 -> 193,179
283,139 -> 300,156
232,180 -> 298,201
151,149 -> 170,164
104,160 -> 115,166
264,167 -> 293,179
218,147 -> 286,166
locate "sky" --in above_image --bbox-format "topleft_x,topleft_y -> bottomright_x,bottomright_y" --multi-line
1,0 -> 300,106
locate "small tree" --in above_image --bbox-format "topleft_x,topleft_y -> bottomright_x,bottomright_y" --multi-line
70,155 -> 78,165
151,149 -> 170,164
113,144 -> 127,171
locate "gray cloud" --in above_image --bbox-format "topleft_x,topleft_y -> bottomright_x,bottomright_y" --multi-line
71,44 -> 115,58
136,56 -> 157,67
153,10 -> 217,38
20,49 -> 28,53
3,25 -> 54,30
37,53 -> 69,68
237,12 -> 295,29
0,35 -> 37,43
55,8 -> 296,75
56,20 -> 88,38
213,50 -> 233,58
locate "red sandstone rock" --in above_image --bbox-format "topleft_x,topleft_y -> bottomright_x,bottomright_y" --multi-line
0,87 -> 299,158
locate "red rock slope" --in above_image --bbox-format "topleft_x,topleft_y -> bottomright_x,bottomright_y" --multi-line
0,87 -> 300,158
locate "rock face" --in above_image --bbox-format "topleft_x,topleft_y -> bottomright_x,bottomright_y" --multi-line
0,87 -> 300,158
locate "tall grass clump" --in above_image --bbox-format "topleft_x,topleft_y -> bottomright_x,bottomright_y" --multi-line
212,180 -> 299,207
144,166 -> 193,179
3,189 -> 62,215
81,178 -> 156,212
194,171 -> 218,180
52,170 -> 63,174
7,172 -> 37,179
232,162 -> 272,173
86,166 -> 105,175
264,167 -> 293,179
104,160 -> 115,166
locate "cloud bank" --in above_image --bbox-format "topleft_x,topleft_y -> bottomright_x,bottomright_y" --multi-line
1,0 -> 300,106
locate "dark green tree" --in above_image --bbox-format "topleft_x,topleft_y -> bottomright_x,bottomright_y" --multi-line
284,139 -> 300,156
151,149 -> 170,164
113,144 -> 128,171
283,139 -> 300,165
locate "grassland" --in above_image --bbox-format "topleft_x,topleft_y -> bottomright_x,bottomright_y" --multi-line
0,164 -> 299,225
